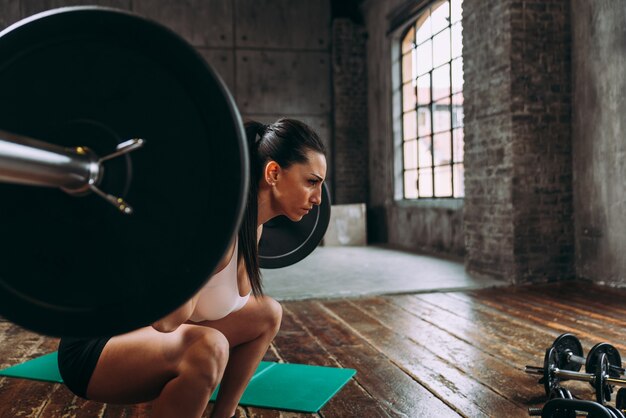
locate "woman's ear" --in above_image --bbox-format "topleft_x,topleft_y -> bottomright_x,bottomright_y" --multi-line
264,161 -> 280,186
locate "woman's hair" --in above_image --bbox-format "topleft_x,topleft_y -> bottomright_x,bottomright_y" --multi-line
239,118 -> 326,296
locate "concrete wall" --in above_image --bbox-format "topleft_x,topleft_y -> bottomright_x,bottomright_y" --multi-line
572,0 -> 626,286
1,0 -> 333,187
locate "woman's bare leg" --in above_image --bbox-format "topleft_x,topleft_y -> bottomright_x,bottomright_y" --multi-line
85,324 -> 230,418
192,296 -> 283,418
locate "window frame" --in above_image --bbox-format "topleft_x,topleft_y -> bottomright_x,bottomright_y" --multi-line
392,0 -> 464,203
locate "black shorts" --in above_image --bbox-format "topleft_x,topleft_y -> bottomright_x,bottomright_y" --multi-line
57,337 -> 111,399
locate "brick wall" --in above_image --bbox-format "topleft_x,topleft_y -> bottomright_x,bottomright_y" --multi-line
463,0 -> 515,279
332,18 -> 368,204
510,0 -> 573,282
464,0 -> 573,283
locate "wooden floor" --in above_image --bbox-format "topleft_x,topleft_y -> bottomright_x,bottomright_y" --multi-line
1,281 -> 625,417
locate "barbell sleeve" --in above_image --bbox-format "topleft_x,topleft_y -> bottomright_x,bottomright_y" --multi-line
0,129 -> 100,193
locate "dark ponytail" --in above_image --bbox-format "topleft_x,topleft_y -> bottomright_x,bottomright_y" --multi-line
239,118 -> 326,297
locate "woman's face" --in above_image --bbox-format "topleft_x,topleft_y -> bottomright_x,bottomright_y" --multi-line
272,150 -> 327,222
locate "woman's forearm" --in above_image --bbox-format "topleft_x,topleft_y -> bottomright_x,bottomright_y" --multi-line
151,296 -> 197,332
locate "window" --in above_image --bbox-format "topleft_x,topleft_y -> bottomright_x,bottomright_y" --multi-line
400,0 -> 464,199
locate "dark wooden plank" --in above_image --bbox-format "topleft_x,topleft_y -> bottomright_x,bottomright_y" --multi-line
284,301 -> 461,418
512,285 -> 626,329
467,288 -> 626,352
393,292 -> 597,400
394,293 -> 554,363
439,290 -> 621,367
477,286 -> 626,337
0,324 -> 59,418
324,297 -> 529,417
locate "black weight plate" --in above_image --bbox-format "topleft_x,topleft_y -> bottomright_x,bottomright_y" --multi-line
553,333 -> 584,372
607,407 -> 626,418
0,7 -> 248,337
595,353 -> 611,404
587,343 -> 623,378
617,387 -> 626,410
258,182 -> 330,269
544,347 -> 561,397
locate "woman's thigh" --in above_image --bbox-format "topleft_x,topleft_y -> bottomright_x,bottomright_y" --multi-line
85,324 -> 226,404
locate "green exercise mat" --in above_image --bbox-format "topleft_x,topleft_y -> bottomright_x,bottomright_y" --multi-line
0,352 -> 355,413
0,352 -> 62,383
210,361 -> 355,412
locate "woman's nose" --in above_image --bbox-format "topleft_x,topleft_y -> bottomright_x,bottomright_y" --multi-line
310,187 -> 322,205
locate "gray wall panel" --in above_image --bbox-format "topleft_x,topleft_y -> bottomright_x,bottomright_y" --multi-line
235,0 -> 330,50
133,0 -> 233,47
236,50 -> 330,115
0,0 -> 20,30
21,0 -> 130,18
197,48 -> 235,95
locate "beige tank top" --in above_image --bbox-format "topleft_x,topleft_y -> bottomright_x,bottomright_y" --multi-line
189,238 -> 251,322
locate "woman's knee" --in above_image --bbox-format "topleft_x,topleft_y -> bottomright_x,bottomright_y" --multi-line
260,297 -> 282,337
180,327 -> 229,387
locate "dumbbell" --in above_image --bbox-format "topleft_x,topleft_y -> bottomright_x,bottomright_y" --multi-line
528,387 -> 575,417
529,398 -> 618,418
526,347 -> 626,404
543,334 -> 624,377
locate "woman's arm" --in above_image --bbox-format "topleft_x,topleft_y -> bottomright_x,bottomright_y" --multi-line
152,238 -> 237,332
151,295 -> 199,332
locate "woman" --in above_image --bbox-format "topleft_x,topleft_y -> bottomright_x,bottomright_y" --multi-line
58,118 -> 327,418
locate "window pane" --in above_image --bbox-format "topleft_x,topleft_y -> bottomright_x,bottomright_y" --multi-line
402,52 -> 414,83
416,40 -> 432,75
453,163 -> 464,197
418,136 -> 433,167
430,1 -> 450,35
403,82 -> 416,112
433,131 -> 452,165
417,74 -> 431,105
451,0 -> 462,23
452,93 -> 464,128
404,169 -> 418,198
453,128 -> 464,162
402,26 -> 415,54
417,106 -> 431,137
416,11 -> 431,44
403,111 -> 417,139
433,98 -> 451,133
403,140 -> 418,169
432,64 -> 450,100
418,168 -> 433,197
434,165 -> 452,197
451,57 -> 464,93
432,28 -> 450,68
451,23 -> 462,58
399,0 -> 463,200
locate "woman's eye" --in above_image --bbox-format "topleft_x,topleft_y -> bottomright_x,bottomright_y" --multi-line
308,179 -> 318,185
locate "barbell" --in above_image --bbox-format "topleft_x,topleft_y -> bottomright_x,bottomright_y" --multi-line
0,7 -> 330,338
